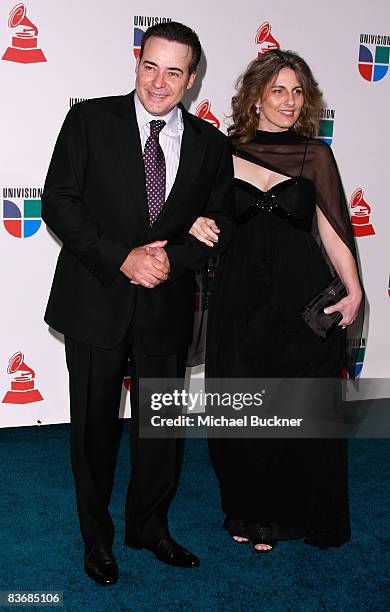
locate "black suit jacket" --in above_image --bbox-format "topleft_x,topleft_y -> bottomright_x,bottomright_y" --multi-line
42,92 -> 235,354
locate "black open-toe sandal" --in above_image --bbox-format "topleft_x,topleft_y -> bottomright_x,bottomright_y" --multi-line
250,524 -> 277,552
223,516 -> 251,543
223,517 -> 278,551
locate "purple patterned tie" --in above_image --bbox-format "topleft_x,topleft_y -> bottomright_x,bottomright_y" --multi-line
143,119 -> 166,226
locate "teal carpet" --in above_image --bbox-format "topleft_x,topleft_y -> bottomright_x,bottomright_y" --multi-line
0,422 -> 389,611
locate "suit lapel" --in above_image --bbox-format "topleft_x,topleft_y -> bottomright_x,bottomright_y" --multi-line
108,92 -> 149,229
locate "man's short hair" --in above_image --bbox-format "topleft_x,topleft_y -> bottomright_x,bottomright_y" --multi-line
139,21 -> 202,74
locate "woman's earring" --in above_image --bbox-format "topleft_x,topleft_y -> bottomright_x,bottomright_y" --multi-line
255,105 -> 261,116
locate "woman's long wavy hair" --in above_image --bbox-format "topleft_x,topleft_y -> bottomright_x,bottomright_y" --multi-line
229,49 -> 323,143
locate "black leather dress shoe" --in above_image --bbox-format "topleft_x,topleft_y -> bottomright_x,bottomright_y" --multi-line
84,547 -> 119,586
144,538 -> 200,568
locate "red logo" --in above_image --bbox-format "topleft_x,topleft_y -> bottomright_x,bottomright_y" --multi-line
255,22 -> 280,56
349,188 -> 375,237
195,99 -> 220,129
2,3 -> 46,64
2,351 -> 43,404
122,359 -> 132,391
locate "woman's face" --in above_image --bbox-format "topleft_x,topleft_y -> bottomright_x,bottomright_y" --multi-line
256,67 -> 304,132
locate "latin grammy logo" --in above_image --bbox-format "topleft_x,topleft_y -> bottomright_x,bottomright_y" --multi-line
2,351 -> 43,404
2,3 -> 46,64
195,100 -> 220,129
349,188 -> 375,237
122,359 -> 133,392
255,22 -> 280,56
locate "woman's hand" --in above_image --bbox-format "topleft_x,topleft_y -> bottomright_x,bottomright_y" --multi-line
316,206 -> 363,328
189,217 -> 220,247
324,288 -> 362,328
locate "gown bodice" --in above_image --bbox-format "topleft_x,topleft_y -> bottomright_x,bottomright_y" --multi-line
234,176 -> 316,232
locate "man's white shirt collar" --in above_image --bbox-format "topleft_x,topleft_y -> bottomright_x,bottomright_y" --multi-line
134,92 -> 184,137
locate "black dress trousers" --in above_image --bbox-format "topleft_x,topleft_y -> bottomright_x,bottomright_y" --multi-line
65,327 -> 186,554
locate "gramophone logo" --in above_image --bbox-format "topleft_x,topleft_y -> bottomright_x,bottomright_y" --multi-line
349,188 -> 375,237
2,352 -> 43,404
3,188 -> 42,238
255,22 -> 280,56
123,360 -> 132,392
2,3 -> 46,64
358,33 -> 389,82
317,108 -> 335,146
133,16 -> 172,60
195,100 -> 220,129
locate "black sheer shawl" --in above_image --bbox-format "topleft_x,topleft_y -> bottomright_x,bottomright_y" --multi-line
188,130 -> 364,378
233,130 -> 357,261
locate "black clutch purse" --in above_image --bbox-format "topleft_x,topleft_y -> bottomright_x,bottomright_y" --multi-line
301,276 -> 347,340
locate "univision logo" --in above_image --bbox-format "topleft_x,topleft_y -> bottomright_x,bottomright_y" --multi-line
133,16 -> 172,59
358,33 -> 389,82
342,338 -> 366,379
69,97 -> 87,108
3,187 -> 42,238
350,338 -> 366,378
317,108 -> 335,146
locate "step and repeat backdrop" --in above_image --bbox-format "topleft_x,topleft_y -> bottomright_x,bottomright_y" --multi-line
0,0 -> 389,427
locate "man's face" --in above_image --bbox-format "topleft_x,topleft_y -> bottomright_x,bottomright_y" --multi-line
135,36 -> 196,116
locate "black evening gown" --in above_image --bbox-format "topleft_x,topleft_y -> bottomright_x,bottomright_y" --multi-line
206,130 -> 360,549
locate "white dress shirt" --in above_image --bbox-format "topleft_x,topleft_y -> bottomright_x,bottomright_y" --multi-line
134,92 -> 184,200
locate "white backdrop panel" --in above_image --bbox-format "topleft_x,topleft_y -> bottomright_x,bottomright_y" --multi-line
0,0 -> 389,427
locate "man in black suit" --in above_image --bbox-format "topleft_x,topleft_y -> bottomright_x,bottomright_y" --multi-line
42,22 -> 234,585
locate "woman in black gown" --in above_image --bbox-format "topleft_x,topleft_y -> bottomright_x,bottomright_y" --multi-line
189,50 -> 362,551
